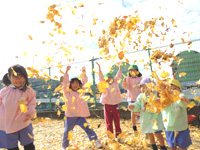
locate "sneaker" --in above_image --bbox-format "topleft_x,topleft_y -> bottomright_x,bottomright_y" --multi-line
115,138 -> 123,143
94,139 -> 103,149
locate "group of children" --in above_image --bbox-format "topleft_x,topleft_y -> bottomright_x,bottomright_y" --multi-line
0,63 -> 192,150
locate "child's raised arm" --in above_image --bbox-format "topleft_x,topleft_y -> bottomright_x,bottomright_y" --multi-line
81,66 -> 88,85
96,62 -> 104,81
115,65 -> 122,83
62,66 -> 71,89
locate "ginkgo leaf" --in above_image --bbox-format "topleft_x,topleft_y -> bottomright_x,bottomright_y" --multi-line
72,96 -> 75,103
56,99 -> 60,106
75,29 -> 79,34
67,130 -> 73,140
190,89 -> 194,94
57,110 -> 61,116
111,88 -> 115,93
61,105 -> 67,111
160,71 -> 170,78
28,133 -> 34,139
179,72 -> 187,77
187,101 -> 196,109
193,96 -> 200,102
83,82 -> 93,88
118,51 -> 124,60
20,104 -> 28,113
83,123 -> 88,128
37,101 -> 41,105
163,119 -> 167,122
28,35 -> 33,40
120,106 -> 127,111
105,130 -> 115,139
24,52 -> 27,57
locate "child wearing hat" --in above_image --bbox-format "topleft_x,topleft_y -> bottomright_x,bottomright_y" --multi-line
122,64 -> 142,133
162,79 -> 192,150
96,62 -> 123,142
61,66 -> 103,149
128,78 -> 167,150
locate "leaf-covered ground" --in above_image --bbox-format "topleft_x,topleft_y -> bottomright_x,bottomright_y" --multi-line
19,118 -> 199,150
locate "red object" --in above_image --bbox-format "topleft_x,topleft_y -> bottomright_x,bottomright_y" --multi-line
104,104 -> 122,137
187,115 -> 196,123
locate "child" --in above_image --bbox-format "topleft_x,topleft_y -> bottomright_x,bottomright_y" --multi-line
61,66 -> 103,150
128,78 -> 167,150
0,64 -> 36,150
122,64 -> 142,133
96,62 -> 123,142
162,79 -> 192,150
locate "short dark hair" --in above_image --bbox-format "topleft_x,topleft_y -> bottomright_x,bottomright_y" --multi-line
128,69 -> 142,77
69,78 -> 82,91
3,64 -> 29,91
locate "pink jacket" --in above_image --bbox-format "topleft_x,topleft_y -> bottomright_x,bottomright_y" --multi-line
0,86 -> 36,134
61,72 -> 90,117
121,76 -> 142,102
98,69 -> 123,105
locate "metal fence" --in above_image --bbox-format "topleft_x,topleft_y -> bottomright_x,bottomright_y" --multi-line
34,38 -> 200,111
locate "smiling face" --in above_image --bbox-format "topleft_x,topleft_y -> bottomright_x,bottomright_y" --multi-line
170,84 -> 181,92
140,84 -> 151,96
70,79 -> 81,91
9,73 -> 26,88
129,69 -> 138,77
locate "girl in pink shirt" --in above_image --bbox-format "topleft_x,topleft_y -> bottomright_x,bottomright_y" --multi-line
96,62 -> 123,142
61,66 -> 103,150
0,64 -> 36,150
121,64 -> 142,133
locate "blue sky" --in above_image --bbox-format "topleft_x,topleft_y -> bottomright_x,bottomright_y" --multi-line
0,0 -> 200,81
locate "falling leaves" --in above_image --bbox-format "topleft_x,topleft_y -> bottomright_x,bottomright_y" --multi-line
179,72 -> 187,77
160,71 -> 170,78
28,35 -> 33,40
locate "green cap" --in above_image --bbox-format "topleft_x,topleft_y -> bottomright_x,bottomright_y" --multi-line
104,72 -> 113,78
128,64 -> 138,70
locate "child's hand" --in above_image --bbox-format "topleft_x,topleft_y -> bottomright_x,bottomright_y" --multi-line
82,67 -> 86,73
23,114 -> 31,122
123,78 -> 126,83
180,97 -> 190,104
66,66 -> 71,73
96,62 -> 100,68
128,105 -> 134,110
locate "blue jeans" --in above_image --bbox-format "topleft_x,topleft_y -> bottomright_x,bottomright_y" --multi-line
62,117 -> 97,148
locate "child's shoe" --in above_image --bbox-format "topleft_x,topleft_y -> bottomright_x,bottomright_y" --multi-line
150,144 -> 158,150
94,139 -> 103,149
115,138 -> 123,143
160,146 -> 167,150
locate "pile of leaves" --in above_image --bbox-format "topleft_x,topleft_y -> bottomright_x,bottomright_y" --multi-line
16,118 -> 200,150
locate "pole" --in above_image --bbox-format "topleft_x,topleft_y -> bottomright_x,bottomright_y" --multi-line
90,57 -> 97,109
48,67 -> 52,111
147,48 -> 153,72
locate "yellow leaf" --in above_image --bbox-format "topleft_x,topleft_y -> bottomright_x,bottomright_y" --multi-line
118,51 -> 125,60
56,99 -> 60,106
72,96 -> 75,103
83,82 -> 93,88
75,29 -> 79,34
37,101 -> 41,105
97,81 -> 109,93
57,110 -> 61,116
152,118 -> 158,130
163,119 -> 167,122
83,123 -> 88,128
105,130 -> 115,139
11,67 -> 17,76
24,52 -> 27,57
132,85 -> 136,88
120,106 -> 127,111
190,89 -> 194,94
28,35 -> 33,40
187,101 -> 196,109
90,98 -> 94,103
179,72 -> 187,77
193,96 -> 200,102
48,85 -> 51,89
111,88 -> 115,93
28,133 -> 34,139
67,130 -> 73,140
151,71 -> 158,79
160,71 -> 170,78
143,139 -> 148,149
82,96 -> 90,101
49,33 -> 54,36
90,105 -> 95,108
139,59 -> 144,62
28,84 -> 32,88
20,104 -> 28,113
61,105 -> 67,111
